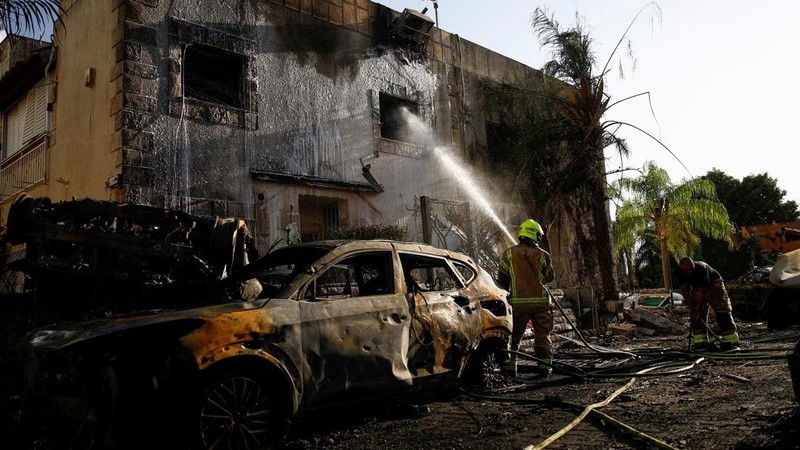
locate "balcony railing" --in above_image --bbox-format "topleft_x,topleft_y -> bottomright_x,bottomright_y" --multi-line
0,136 -> 48,203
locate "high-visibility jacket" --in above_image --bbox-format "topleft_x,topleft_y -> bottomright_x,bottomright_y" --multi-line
498,242 -> 554,304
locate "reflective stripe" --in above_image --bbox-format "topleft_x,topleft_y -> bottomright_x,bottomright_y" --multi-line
506,249 -> 517,298
721,332 -> 740,343
538,253 -> 547,285
692,333 -> 708,344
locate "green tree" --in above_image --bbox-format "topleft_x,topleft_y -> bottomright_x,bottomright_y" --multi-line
706,170 -> 800,226
613,162 -> 734,289
482,7 -> 654,302
1,0 -> 59,38
614,226 -> 668,290
700,169 -> 800,278
481,4 -> 671,302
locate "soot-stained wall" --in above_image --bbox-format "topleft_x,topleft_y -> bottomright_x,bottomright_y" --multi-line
121,1 -> 442,228
118,0 -> 539,252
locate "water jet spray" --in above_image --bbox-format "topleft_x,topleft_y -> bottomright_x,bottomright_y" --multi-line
397,107 -> 516,246
432,147 -> 517,245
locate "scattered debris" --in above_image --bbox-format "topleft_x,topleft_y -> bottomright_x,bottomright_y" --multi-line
722,373 -> 752,383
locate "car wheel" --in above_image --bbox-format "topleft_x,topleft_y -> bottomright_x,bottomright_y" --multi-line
197,372 -> 285,450
461,347 -> 509,390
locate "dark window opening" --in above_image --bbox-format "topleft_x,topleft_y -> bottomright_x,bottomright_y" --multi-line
184,44 -> 245,108
299,195 -> 347,242
486,121 -> 517,169
323,204 -> 339,238
486,122 -> 503,152
379,93 -> 422,145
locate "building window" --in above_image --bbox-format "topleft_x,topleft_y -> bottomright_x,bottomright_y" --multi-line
322,204 -> 339,238
184,44 -> 245,108
2,84 -> 46,160
379,92 -> 423,145
299,195 -> 347,242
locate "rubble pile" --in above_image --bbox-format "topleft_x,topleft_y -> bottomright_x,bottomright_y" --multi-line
606,290 -> 690,338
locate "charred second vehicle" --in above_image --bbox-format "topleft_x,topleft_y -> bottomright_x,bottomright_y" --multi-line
3,196 -> 512,448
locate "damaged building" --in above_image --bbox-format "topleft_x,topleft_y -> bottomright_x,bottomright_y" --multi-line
0,2 -> 633,445
0,0 -> 544,258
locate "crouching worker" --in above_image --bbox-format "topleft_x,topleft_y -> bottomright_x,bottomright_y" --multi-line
496,219 -> 555,377
676,256 -> 740,351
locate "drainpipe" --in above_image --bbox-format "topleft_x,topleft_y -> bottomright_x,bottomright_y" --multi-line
44,35 -> 56,133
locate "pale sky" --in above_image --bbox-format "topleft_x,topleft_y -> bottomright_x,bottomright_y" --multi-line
378,0 -> 800,210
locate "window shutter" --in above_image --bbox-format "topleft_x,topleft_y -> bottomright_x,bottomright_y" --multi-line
6,101 -> 25,156
23,85 -> 47,143
4,85 -> 47,158
23,91 -> 37,142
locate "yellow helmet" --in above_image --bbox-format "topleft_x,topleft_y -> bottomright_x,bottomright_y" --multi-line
518,219 -> 543,242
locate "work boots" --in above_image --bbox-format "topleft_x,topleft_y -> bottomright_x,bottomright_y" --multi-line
689,341 -> 719,352
720,331 -> 741,351
690,331 -> 711,352
536,359 -> 553,378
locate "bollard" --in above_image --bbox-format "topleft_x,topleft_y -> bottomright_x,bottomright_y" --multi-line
789,340 -> 800,403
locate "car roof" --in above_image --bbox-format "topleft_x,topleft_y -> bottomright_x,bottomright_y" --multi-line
276,240 -> 474,263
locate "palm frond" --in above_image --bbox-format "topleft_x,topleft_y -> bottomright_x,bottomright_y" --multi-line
0,0 -> 61,37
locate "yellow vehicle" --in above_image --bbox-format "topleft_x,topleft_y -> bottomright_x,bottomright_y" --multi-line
732,221 -> 800,329
732,221 -> 800,255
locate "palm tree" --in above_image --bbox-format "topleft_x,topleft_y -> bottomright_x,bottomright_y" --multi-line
612,162 -> 734,289
482,6 -> 665,302
533,8 -> 626,302
1,0 -> 59,38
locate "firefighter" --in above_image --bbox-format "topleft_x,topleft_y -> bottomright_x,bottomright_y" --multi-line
496,219 -> 555,377
675,256 -> 740,351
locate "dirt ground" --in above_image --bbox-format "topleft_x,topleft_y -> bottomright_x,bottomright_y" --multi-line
281,321 -> 800,450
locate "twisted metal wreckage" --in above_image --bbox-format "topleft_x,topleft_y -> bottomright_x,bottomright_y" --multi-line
0,195 -> 513,448
4,195 -> 797,449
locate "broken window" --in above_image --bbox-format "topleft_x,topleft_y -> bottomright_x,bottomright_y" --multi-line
379,93 -> 422,145
400,253 -> 463,292
184,44 -> 245,108
306,251 -> 393,300
452,261 -> 476,284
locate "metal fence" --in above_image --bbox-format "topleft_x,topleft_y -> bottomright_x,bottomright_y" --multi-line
0,138 -> 47,203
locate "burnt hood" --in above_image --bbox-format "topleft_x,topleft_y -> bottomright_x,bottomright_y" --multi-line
22,299 -> 266,351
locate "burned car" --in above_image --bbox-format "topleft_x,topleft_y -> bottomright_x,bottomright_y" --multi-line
16,239 -> 512,448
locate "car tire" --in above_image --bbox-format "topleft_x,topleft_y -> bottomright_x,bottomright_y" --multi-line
195,371 -> 288,450
461,346 -> 507,389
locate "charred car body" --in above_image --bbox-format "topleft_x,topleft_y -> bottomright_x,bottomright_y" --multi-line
2,196 -> 512,448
